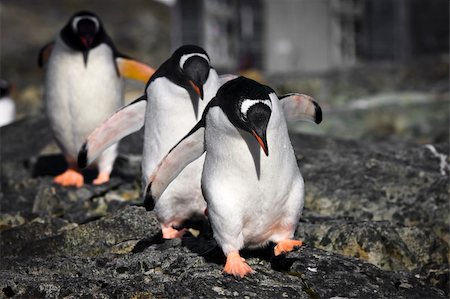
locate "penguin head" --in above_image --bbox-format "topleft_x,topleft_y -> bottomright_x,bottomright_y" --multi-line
60,11 -> 106,66
172,45 -> 211,100
0,79 -> 11,98
216,77 -> 273,156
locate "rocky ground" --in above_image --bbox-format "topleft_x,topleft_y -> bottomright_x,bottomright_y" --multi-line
1,115 -> 448,298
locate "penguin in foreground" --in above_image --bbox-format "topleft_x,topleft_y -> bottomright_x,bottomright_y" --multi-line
39,10 -> 154,187
0,79 -> 16,127
78,45 -> 221,238
146,76 -> 322,277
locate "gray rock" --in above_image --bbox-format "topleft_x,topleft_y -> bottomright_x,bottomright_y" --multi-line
294,134 -> 449,244
1,115 -> 448,297
297,217 -> 448,272
0,240 -> 446,298
1,206 -> 159,257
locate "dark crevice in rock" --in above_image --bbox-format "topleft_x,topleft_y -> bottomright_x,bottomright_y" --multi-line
2,286 -> 15,298
132,233 -> 165,253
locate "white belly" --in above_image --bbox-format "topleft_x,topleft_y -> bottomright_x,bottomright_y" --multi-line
0,97 -> 15,127
202,101 -> 304,251
45,38 -> 124,160
142,72 -> 220,223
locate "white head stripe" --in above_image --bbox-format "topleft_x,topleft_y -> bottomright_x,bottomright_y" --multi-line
240,99 -> 272,118
72,16 -> 100,32
179,53 -> 209,69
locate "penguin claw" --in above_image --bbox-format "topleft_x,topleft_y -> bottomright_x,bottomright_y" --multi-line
93,172 -> 110,185
162,226 -> 187,239
223,252 -> 254,278
274,239 -> 303,256
54,169 -> 84,188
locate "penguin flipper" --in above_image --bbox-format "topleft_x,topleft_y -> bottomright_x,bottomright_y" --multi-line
279,93 -> 322,124
38,42 -> 54,68
144,122 -> 206,210
116,57 -> 155,83
78,96 -> 147,169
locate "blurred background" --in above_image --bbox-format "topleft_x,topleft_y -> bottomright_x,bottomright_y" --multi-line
1,0 -> 448,144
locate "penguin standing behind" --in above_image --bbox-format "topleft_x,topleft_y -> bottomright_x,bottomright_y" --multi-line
39,10 -> 154,187
0,79 -> 16,127
147,77 -> 322,277
78,45 -> 221,238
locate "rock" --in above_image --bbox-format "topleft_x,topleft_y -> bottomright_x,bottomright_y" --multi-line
1,115 -> 448,297
1,206 -> 159,257
297,217 -> 449,272
0,212 -> 26,231
0,241 -> 446,298
294,134 -> 449,245
1,115 -> 53,163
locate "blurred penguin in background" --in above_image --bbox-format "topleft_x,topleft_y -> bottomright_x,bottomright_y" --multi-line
39,10 -> 155,187
0,79 -> 16,127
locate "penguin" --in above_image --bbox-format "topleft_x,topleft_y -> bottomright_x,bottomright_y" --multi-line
39,10 -> 154,187
146,76 -> 322,277
0,79 -> 16,127
78,45 -> 221,238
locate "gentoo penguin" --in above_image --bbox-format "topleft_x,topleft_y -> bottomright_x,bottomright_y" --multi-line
78,45 -> 221,238
0,79 -> 16,127
39,10 -> 154,187
146,76 -> 322,277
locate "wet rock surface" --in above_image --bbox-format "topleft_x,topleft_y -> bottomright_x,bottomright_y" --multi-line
1,116 -> 448,298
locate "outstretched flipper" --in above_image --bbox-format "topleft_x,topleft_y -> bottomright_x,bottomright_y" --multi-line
279,93 -> 322,124
144,120 -> 206,211
78,95 -> 147,168
116,57 -> 155,83
38,42 -> 55,68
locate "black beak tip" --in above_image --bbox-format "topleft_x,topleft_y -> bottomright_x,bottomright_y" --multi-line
82,50 -> 89,66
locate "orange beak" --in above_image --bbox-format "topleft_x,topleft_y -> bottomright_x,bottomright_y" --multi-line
251,129 -> 269,156
189,80 -> 204,99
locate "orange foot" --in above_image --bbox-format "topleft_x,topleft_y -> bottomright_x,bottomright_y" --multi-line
93,172 -> 110,185
223,251 -> 254,278
274,239 -> 303,256
162,225 -> 187,239
54,168 -> 84,188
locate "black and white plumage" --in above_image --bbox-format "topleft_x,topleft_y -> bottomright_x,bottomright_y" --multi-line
78,45 -> 221,238
0,79 -> 15,127
147,76 -> 322,277
40,10 -> 154,187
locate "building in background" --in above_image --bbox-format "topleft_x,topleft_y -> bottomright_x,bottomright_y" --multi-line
171,0 -> 449,74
